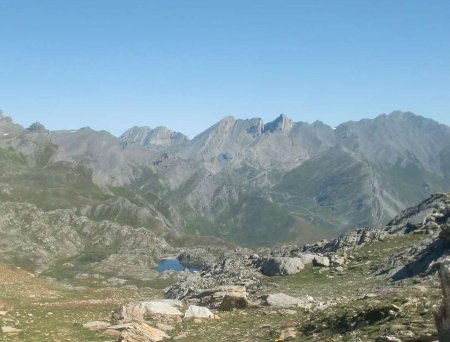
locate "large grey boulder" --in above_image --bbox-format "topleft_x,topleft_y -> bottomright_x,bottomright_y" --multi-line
434,257 -> 450,342
262,293 -> 315,309
261,257 -> 305,276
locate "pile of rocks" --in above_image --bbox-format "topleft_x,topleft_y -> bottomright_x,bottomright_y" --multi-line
83,287 -> 325,341
164,254 -> 261,301
83,299 -> 220,341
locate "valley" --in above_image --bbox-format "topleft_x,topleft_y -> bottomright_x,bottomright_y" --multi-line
0,193 -> 449,341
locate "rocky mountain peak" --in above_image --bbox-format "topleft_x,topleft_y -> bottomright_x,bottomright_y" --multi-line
120,125 -> 188,147
245,118 -> 264,137
264,114 -> 293,133
27,122 -> 47,133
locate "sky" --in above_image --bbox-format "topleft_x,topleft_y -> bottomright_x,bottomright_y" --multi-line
1,0 -> 449,138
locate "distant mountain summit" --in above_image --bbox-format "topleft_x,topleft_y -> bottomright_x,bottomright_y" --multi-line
120,126 -> 188,147
0,111 -> 449,246
263,114 -> 293,132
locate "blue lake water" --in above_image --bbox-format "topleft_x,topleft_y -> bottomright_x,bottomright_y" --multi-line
156,259 -> 200,273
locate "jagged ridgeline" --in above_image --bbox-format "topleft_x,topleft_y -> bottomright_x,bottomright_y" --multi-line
1,111 -> 450,249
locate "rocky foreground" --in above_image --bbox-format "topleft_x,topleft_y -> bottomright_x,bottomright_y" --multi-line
1,193 -> 450,341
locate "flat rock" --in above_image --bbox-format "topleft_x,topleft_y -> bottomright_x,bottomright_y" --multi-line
104,328 -> 122,336
108,323 -> 134,331
155,323 -> 175,332
82,321 -> 111,331
184,305 -> 214,319
119,322 -> 169,342
281,309 -> 297,315
138,301 -> 183,316
263,293 -> 314,308
1,326 -> 22,333
156,299 -> 184,308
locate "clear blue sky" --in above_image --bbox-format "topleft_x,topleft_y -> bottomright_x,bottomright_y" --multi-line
1,0 -> 449,138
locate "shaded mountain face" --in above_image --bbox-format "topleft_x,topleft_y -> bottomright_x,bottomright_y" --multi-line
0,111 -> 450,247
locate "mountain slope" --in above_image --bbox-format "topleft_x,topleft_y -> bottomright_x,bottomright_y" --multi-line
0,111 -> 449,246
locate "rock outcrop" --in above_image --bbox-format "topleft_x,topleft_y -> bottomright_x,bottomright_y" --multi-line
0,202 -> 173,279
376,194 -> 450,280
434,257 -> 450,342
165,255 -> 261,301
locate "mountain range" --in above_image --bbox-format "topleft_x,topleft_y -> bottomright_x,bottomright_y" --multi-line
1,110 -> 450,248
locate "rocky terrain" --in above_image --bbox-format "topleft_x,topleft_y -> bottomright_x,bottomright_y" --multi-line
0,202 -> 173,279
1,193 -> 450,341
1,110 -> 450,340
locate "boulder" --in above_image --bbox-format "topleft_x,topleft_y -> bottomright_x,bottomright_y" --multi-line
118,323 -> 169,342
434,257 -> 450,342
312,255 -> 330,267
196,285 -> 247,309
184,305 -> 214,319
261,257 -> 305,276
219,294 -> 249,311
112,304 -> 145,323
138,301 -> 183,316
263,293 -> 315,308
330,254 -> 346,266
335,266 -> 345,272
296,253 -> 316,265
